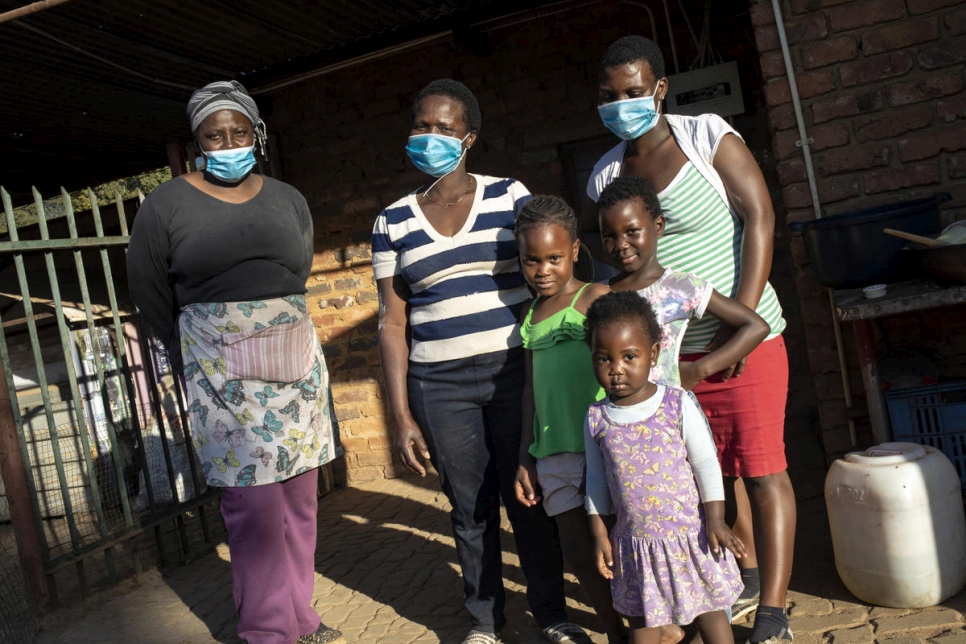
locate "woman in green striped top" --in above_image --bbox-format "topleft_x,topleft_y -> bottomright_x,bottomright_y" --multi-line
586,36 -> 797,644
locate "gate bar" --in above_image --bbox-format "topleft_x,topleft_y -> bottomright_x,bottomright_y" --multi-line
0,353 -> 48,605
1,189 -> 83,560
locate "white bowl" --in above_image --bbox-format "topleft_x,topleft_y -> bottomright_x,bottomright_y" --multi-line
863,284 -> 888,299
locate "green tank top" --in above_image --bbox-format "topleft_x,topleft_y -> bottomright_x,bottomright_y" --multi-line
520,284 -> 606,458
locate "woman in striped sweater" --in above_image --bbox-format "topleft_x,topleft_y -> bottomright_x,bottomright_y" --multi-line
585,37 -> 797,644
373,79 -> 588,644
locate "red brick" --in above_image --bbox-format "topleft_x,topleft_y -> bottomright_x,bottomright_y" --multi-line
918,38 -> 966,70
773,122 -> 849,159
817,176 -> 861,202
839,52 -> 913,87
811,94 -> 858,124
811,122 -> 852,150
778,158 -> 808,184
804,324 -> 836,350
949,153 -> 966,179
863,161 -> 941,193
774,130 -> 805,161
765,80 -> 792,107
785,207 -> 818,224
947,8 -> 966,35
828,0 -> 905,33
862,17 -> 940,54
854,104 -> 933,141
345,465 -> 386,483
785,13 -> 829,44
899,129 -> 966,162
353,449 -> 394,468
789,0 -> 852,16
937,98 -> 966,123
769,103 -> 798,131
898,133 -> 941,162
799,71 -> 838,98
809,347 -> 849,373
887,72 -> 965,107
816,145 -> 891,176
907,0 -> 964,15
782,182 -> 814,209
340,437 -> 370,453
750,1 -> 776,27
755,25 -> 780,53
801,37 -> 859,70
760,51 -> 786,79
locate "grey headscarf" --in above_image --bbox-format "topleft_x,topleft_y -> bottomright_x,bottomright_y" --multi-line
186,80 -> 267,151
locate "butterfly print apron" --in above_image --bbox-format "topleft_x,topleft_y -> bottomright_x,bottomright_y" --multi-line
179,295 -> 341,487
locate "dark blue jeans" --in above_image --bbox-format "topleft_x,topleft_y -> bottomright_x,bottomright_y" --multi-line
408,348 -> 567,632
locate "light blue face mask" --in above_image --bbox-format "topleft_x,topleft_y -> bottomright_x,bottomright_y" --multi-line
598,95 -> 661,141
405,133 -> 469,178
204,145 -> 256,182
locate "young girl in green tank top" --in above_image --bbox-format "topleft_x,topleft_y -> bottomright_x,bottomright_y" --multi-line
513,196 -> 685,644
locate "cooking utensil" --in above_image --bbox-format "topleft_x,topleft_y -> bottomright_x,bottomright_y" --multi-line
883,228 -> 949,247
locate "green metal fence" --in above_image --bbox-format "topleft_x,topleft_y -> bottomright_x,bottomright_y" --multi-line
0,186 -> 223,616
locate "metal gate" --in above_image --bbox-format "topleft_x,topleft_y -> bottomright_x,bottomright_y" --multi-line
0,186 -> 222,620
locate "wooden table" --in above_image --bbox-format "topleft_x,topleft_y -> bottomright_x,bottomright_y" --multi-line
833,280 -> 966,443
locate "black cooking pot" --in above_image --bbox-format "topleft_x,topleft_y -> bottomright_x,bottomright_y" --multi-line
788,192 -> 951,288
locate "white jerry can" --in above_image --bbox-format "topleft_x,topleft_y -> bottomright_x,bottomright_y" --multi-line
825,442 -> 966,608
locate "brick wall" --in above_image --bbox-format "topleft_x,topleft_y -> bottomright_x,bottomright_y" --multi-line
269,0 -> 821,483
751,0 -> 966,456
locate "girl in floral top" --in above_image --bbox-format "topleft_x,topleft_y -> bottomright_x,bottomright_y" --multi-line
597,176 -> 768,390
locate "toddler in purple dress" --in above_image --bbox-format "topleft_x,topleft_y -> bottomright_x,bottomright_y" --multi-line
584,291 -> 746,644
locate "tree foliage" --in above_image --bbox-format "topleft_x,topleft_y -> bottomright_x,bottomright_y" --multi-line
2,167 -> 172,234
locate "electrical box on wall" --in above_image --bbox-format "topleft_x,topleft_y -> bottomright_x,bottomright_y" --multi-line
665,61 -> 745,118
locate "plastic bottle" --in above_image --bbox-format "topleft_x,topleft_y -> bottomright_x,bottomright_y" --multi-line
825,442 -> 966,608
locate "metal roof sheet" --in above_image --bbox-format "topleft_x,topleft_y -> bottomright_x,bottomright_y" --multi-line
0,0 -> 515,204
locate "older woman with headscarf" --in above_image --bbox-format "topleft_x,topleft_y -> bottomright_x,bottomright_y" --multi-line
127,80 -> 343,644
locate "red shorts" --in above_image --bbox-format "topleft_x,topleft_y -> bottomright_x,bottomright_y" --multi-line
681,335 -> 789,478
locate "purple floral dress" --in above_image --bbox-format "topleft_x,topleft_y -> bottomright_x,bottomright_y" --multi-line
586,387 -> 743,624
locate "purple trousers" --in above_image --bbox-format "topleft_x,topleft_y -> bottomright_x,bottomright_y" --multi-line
220,468 -> 322,644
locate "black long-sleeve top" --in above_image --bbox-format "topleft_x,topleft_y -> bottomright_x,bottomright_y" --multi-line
126,176 -> 313,355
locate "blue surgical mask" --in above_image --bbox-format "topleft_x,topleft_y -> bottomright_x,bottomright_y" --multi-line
598,95 -> 661,141
204,146 -> 256,182
405,133 -> 469,178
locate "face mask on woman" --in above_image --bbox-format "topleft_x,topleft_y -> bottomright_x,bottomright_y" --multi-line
598,95 -> 661,141
405,133 -> 470,178
204,146 -> 257,182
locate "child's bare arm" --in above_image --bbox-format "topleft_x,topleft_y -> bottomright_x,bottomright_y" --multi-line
588,513 -> 615,579
705,500 -> 746,558
516,301 -> 542,506
680,290 -> 769,389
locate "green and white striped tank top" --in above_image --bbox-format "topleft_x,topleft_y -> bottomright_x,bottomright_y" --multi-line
657,162 -> 786,353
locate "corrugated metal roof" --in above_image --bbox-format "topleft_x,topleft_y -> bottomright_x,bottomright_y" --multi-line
0,0 -> 517,205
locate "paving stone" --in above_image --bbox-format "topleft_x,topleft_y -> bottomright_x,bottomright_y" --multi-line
830,624 -> 875,643
832,597 -> 872,612
30,476 -> 966,644
874,609 -> 965,633
791,608 -> 871,634
785,632 -> 826,644
791,596 -> 836,616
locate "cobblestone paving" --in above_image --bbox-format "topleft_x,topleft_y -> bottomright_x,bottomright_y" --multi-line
33,475 -> 966,643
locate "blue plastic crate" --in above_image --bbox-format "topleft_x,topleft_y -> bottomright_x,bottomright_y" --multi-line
885,382 -> 966,484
